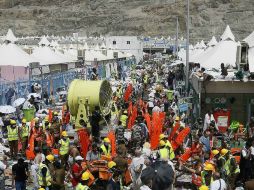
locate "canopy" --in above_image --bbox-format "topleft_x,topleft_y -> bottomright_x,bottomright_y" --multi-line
0,43 -> 37,66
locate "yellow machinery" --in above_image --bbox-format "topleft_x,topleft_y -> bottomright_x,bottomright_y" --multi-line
68,79 -> 112,128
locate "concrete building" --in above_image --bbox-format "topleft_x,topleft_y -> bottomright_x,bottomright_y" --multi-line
190,74 -> 254,125
105,36 -> 143,63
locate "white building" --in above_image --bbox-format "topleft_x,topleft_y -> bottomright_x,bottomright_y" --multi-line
105,36 -> 143,63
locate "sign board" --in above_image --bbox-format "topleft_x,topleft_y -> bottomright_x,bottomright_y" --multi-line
176,81 -> 185,86
179,103 -> 188,112
217,116 -> 228,127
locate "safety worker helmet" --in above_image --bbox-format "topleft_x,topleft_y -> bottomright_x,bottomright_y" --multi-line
175,116 -> 180,121
81,171 -> 90,181
123,110 -> 128,114
212,149 -> 219,155
220,148 -> 229,156
204,163 -> 215,171
108,161 -> 116,169
159,134 -> 166,140
159,140 -> 166,147
54,112 -> 58,116
199,185 -> 209,190
22,119 -> 26,123
104,137 -> 110,143
38,188 -> 45,190
10,120 -> 16,125
61,131 -> 68,137
46,154 -> 54,163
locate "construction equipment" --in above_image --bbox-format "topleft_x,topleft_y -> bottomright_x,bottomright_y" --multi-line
68,79 -> 112,128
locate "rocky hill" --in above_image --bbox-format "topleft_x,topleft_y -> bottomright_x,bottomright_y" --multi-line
0,0 -> 253,42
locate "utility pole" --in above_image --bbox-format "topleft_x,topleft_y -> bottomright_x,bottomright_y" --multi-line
175,16 -> 179,58
185,0 -> 190,92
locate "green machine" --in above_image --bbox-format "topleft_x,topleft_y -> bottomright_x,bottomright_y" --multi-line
68,79 -> 112,128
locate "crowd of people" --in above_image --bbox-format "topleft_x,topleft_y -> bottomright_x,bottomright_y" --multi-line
0,62 -> 253,190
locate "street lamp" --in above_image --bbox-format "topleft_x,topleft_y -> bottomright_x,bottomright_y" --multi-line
185,0 -> 190,92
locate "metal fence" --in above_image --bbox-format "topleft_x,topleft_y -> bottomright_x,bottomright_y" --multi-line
0,59 -> 135,105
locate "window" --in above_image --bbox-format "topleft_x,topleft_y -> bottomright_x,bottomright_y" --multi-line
127,41 -> 130,44
113,41 -> 116,45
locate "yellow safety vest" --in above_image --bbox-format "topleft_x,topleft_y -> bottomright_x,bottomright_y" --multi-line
165,140 -> 175,160
159,148 -> 169,160
38,163 -> 52,187
100,144 -> 111,157
59,138 -> 70,155
21,125 -> 29,138
76,183 -> 90,190
120,115 -> 128,127
43,123 -> 51,130
144,75 -> 148,84
225,156 -> 240,175
7,126 -> 18,141
201,171 -> 213,186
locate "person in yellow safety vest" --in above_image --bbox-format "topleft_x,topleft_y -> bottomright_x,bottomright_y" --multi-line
159,134 -> 175,160
119,111 -> 128,128
20,118 -> 30,156
201,163 -> 214,186
43,117 -> 51,131
143,74 -> 148,89
76,171 -> 90,190
100,138 -> 111,157
59,131 -> 70,167
221,149 -> 240,189
199,185 -> 209,190
7,120 -> 19,159
115,85 -> 122,99
157,140 -> 171,160
38,156 -> 53,189
218,148 -> 231,180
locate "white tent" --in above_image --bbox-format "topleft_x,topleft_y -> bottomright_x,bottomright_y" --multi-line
244,31 -> 254,72
31,46 -> 71,65
197,40 -> 238,68
244,31 -> 254,47
194,25 -> 238,68
207,36 -> 218,47
38,36 -> 50,46
220,25 -> 235,41
3,29 -> 17,43
0,43 -> 37,66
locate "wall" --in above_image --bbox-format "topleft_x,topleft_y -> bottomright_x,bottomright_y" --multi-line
201,93 -> 254,125
105,36 -> 143,63
0,65 -> 29,81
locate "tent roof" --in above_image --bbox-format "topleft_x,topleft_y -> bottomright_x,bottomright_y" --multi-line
196,40 -> 238,69
207,36 -> 218,47
243,31 -> 254,47
31,46 -> 70,65
220,25 -> 235,41
0,43 -> 37,66
38,36 -> 50,46
4,29 -> 17,43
